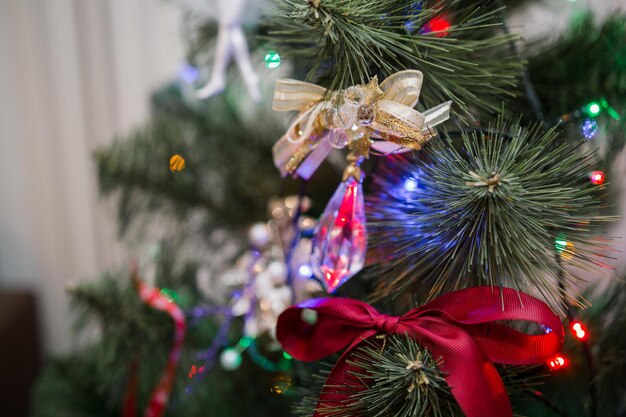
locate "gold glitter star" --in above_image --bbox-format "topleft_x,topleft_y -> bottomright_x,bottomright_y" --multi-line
361,76 -> 384,104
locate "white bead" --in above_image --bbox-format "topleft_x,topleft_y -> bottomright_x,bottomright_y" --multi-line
268,261 -> 287,284
244,318 -> 260,338
328,128 -> 349,149
219,348 -> 242,371
254,271 -> 273,297
231,297 -> 251,316
344,85 -> 365,105
248,223 -> 270,248
333,103 -> 357,128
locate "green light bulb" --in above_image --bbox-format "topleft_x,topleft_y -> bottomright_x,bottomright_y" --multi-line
264,51 -> 281,69
555,234 -> 568,253
586,102 -> 601,117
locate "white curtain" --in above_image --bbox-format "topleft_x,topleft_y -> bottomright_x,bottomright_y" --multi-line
0,0 -> 184,354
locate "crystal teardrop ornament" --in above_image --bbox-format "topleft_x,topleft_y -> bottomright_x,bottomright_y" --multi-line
311,177 -> 367,293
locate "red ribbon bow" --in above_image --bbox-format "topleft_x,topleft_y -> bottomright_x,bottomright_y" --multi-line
277,287 -> 563,417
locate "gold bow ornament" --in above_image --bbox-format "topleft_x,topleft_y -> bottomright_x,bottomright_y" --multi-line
272,70 -> 452,180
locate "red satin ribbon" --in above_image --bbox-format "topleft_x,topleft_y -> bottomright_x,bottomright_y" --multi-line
277,286 -> 563,417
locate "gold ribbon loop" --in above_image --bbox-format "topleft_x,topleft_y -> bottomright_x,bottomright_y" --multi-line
272,71 -> 452,178
379,70 -> 424,107
273,79 -> 327,111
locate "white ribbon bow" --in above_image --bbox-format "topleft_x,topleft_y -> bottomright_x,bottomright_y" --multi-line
272,70 -> 452,179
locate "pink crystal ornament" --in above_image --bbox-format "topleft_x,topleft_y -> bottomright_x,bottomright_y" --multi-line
311,177 -> 367,293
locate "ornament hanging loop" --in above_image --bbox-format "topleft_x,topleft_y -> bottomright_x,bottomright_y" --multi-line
342,136 -> 371,182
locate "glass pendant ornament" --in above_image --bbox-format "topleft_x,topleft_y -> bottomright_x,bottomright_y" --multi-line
311,138 -> 370,293
311,177 -> 367,293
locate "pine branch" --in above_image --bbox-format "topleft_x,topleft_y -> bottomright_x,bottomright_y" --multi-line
521,12 -> 626,172
513,279 -> 626,417
525,12 -> 626,119
266,0 -> 523,120
294,334 -> 542,417
96,77 -> 286,236
34,269 -> 297,417
31,353 -> 120,417
366,115 -> 615,308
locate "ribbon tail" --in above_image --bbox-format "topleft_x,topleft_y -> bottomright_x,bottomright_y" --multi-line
272,101 -> 330,178
420,325 -> 512,417
370,141 -> 413,154
273,135 -> 303,177
272,133 -> 332,180
293,135 -> 332,180
442,352 -> 512,417
423,101 -> 452,130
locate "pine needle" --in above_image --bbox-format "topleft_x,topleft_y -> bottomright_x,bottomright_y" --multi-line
266,0 -> 523,120
366,115 -> 616,308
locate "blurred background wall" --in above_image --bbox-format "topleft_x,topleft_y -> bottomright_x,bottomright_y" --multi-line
0,0 -> 184,354
0,0 -> 624,355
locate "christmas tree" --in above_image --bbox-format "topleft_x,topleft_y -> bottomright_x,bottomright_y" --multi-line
32,1 -> 626,417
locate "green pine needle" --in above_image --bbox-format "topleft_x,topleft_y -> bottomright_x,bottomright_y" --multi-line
267,0 -> 523,120
525,12 -> 626,119
514,279 -> 626,417
95,78 -> 285,236
347,336 -> 456,417
367,115 -> 615,308
294,334 -> 542,417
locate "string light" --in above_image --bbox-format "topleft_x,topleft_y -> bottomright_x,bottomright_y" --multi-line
420,16 -> 450,37
590,170 -> 605,185
585,101 -> 602,117
555,235 -> 575,260
600,98 -> 621,120
548,354 -> 568,370
179,63 -> 199,83
403,1 -> 425,33
555,235 -> 568,253
403,177 -> 419,192
187,364 -> 206,379
264,50 -> 281,69
298,264 -> 313,277
571,321 -> 588,341
580,118 -> 598,139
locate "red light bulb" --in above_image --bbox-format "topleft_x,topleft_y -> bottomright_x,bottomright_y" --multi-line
570,321 -> 588,341
590,170 -> 605,185
422,16 -> 451,37
548,354 -> 568,370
